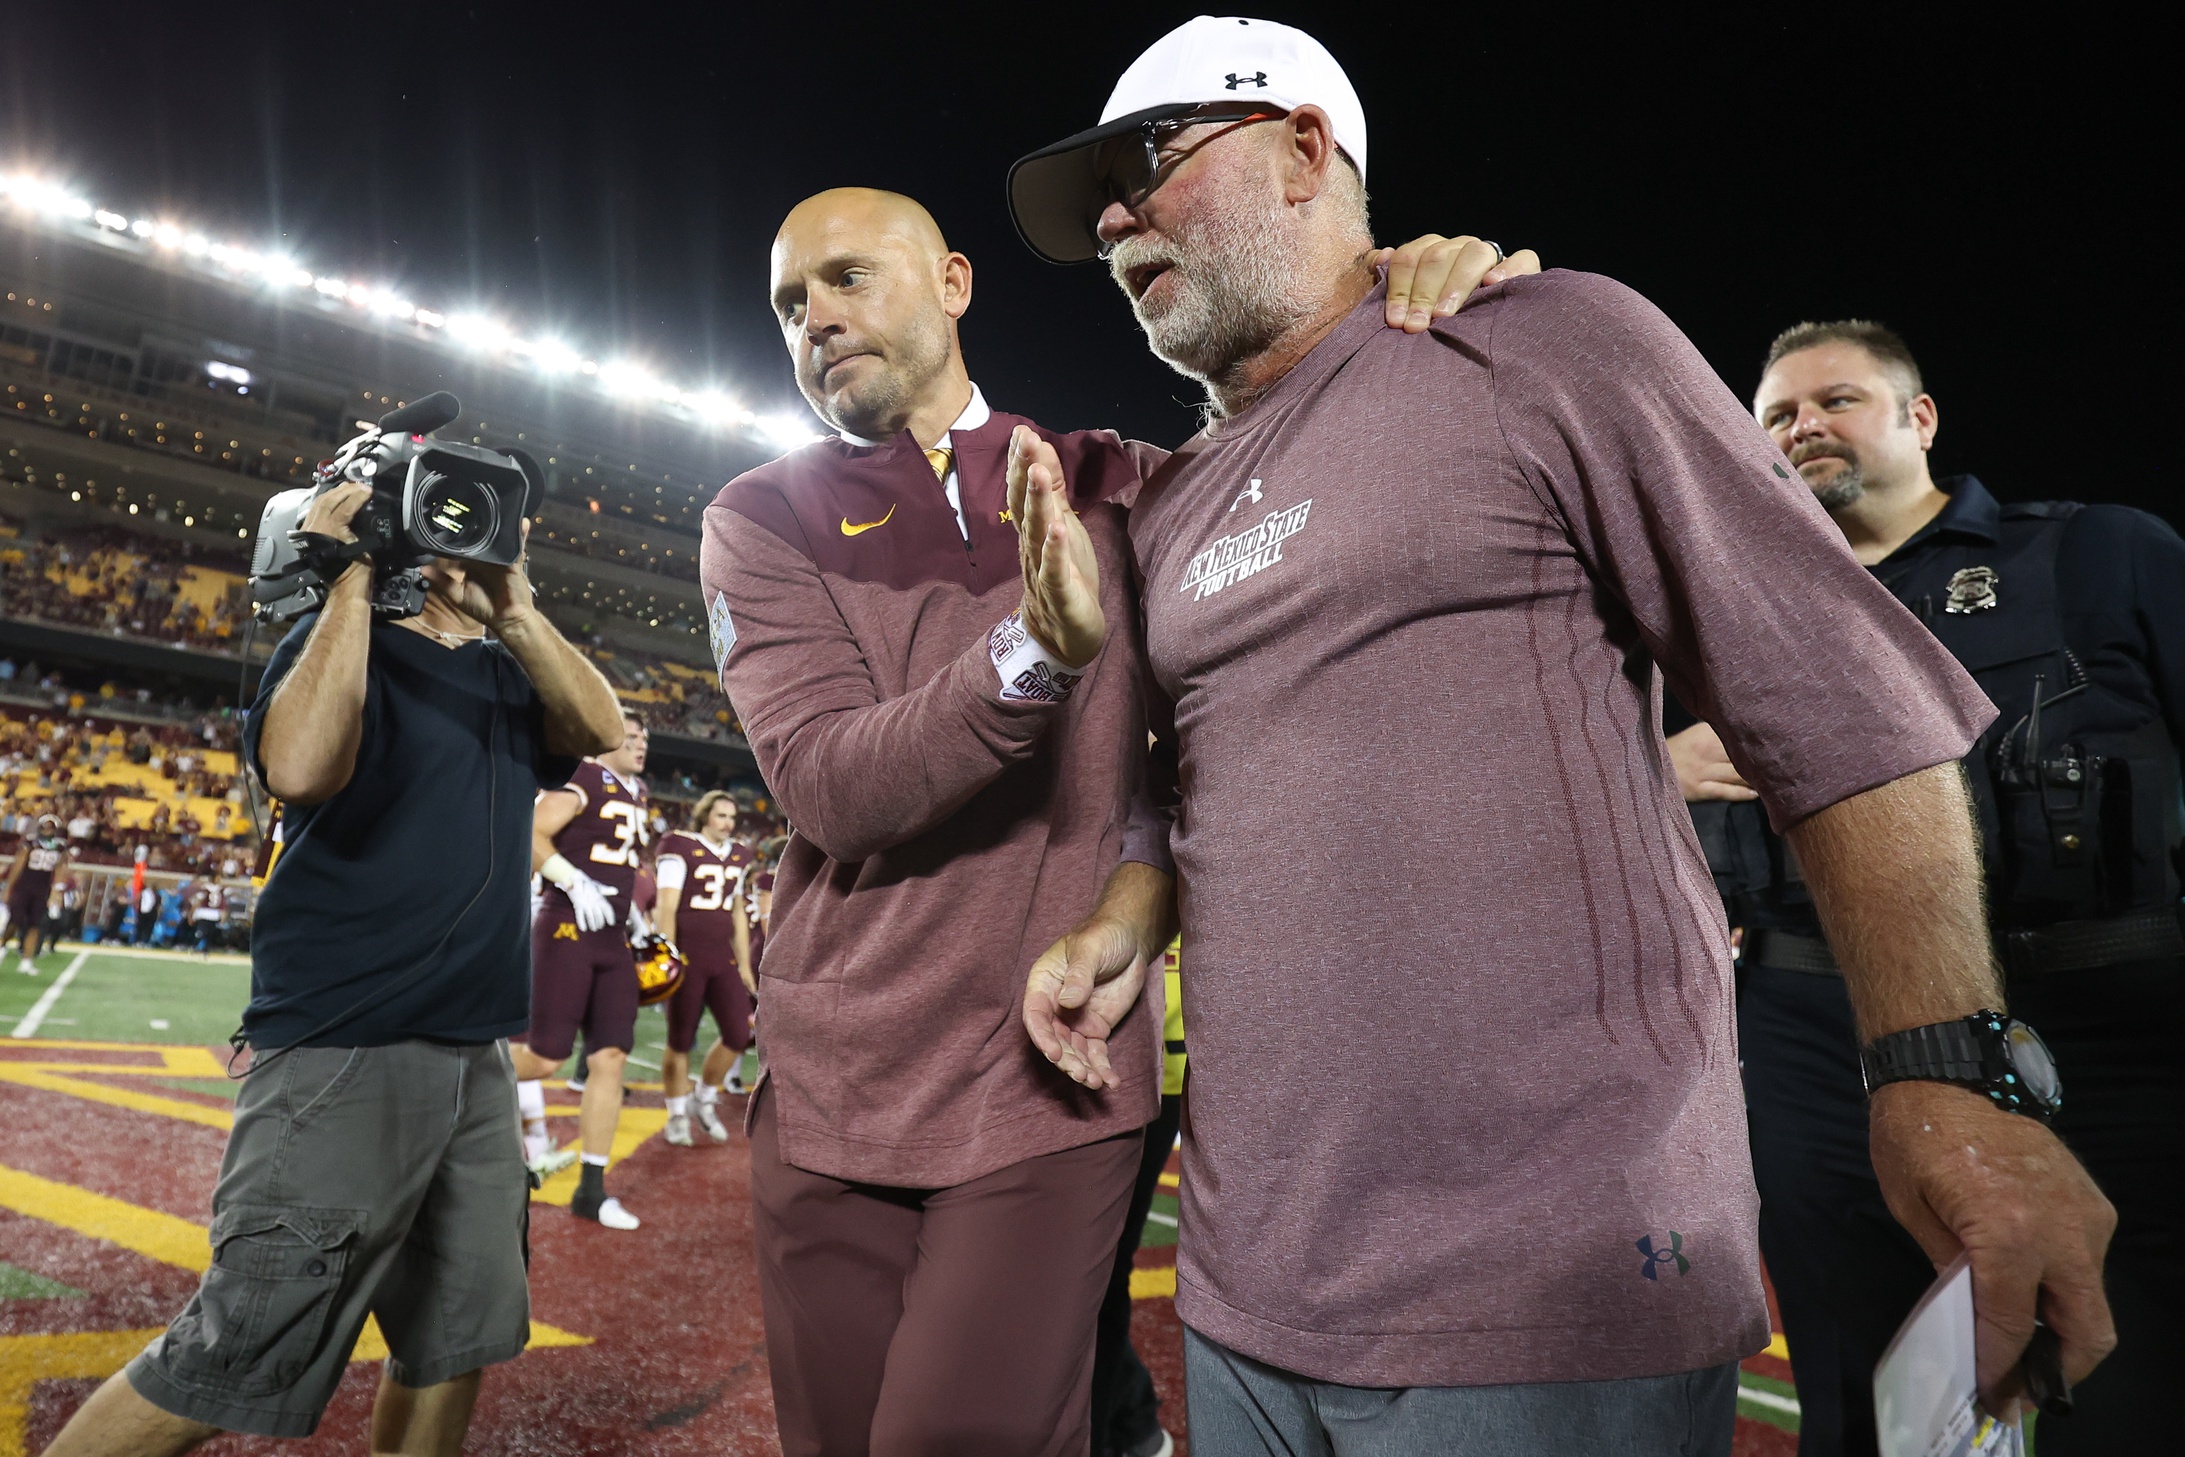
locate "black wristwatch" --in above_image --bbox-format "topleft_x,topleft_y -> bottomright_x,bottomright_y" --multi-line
1858,1010 -> 2062,1122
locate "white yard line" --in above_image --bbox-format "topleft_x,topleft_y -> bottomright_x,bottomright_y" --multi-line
1143,1209 -> 1177,1227
12,951 -> 90,1038
1737,1381 -> 1800,1415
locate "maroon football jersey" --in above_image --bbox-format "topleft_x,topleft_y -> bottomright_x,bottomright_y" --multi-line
546,760 -> 649,911
656,831 -> 754,968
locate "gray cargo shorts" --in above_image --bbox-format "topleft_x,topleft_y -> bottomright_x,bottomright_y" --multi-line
126,1039 -> 532,1437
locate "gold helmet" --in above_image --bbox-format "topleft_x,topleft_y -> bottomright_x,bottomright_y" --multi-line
631,929 -> 686,1008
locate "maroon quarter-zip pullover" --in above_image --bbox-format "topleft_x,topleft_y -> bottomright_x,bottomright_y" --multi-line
701,407 -> 1171,1187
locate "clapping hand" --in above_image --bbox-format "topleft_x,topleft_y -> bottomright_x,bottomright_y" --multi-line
1005,427 -> 1104,668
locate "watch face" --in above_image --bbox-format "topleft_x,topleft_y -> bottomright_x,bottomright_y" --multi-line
2006,1021 -> 2062,1107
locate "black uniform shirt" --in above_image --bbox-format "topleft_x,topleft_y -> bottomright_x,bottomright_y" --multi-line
1876,478 -> 2185,745
1677,476 -> 2185,933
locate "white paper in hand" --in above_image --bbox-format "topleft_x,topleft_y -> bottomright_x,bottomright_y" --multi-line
1874,1254 -> 2023,1457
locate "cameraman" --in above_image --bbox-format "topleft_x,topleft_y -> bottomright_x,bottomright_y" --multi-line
42,481 -> 624,1456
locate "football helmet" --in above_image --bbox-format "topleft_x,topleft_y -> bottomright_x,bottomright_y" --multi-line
631,930 -> 686,1007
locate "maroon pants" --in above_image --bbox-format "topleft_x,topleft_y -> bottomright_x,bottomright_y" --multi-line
666,959 -> 750,1054
748,1085 -> 1139,1457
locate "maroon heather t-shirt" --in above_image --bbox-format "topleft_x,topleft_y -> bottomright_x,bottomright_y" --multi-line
1128,271 -> 1995,1388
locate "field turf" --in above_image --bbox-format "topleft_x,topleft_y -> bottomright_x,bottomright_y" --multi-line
0,946 -> 1802,1455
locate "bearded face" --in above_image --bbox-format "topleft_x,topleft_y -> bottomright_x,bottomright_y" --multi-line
1790,437 -> 1869,511
1106,150 -> 1318,395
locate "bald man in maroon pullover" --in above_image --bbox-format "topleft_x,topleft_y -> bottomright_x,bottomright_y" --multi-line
699,188 -> 1525,1455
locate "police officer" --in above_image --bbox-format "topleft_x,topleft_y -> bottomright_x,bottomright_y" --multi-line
1671,319 -> 2183,1457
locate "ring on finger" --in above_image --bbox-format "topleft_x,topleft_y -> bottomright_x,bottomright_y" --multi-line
1483,240 -> 1505,264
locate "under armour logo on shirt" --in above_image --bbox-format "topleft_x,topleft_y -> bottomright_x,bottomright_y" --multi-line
1225,71 -> 1268,89
1230,478 -> 1265,512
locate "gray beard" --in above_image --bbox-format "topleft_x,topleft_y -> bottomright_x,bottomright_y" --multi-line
1111,192 -> 1315,401
1812,462 -> 1867,512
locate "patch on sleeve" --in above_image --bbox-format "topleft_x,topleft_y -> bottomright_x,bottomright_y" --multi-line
707,590 -> 739,682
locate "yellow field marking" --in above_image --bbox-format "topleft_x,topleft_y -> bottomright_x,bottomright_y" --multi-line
1765,1332 -> 1789,1361
532,1109 -> 669,1206
0,1164 -> 212,1271
4,1048 -> 232,1079
0,1320 -> 591,1457
0,1067 -> 234,1131
0,1038 -> 188,1056
1156,1172 -> 1179,1191
0,1165 -> 591,1454
0,1327 -> 163,1457
1129,1265 -> 1177,1301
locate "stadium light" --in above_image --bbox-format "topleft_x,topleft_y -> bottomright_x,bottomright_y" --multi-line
445,313 -> 513,351
0,170 -> 815,456
529,339 -> 582,374
759,413 -> 824,451
597,361 -> 655,398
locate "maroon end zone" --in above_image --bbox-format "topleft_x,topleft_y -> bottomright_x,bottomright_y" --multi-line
4,1048 -> 1793,1455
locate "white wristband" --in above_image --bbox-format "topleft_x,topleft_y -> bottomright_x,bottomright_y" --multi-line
989,611 -> 1084,705
540,852 -> 583,890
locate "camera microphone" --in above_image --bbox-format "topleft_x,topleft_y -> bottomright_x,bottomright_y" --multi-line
377,391 -> 461,436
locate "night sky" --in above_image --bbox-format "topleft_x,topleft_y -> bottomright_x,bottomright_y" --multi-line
2,5 -> 2168,522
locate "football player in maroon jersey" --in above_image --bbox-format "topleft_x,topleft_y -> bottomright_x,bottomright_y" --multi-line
3,815 -> 70,972
653,789 -> 757,1144
510,712 -> 651,1229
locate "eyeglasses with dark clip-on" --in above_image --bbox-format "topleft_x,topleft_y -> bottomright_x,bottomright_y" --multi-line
1095,109 -> 1288,217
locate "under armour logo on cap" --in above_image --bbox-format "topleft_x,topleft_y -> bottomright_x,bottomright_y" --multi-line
1224,71 -> 1268,89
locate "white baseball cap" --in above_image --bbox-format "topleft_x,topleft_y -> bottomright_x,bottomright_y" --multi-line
1007,16 -> 1367,265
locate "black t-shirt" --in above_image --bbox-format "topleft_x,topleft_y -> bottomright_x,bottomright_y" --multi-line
241,615 -> 576,1048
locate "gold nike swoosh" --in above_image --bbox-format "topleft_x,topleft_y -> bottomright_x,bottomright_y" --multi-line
840,504 -> 896,537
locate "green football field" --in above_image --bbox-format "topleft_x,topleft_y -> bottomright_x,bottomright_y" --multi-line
0,945 -> 698,1082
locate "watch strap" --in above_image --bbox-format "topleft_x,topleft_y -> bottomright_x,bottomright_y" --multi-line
1859,1019 -> 1986,1093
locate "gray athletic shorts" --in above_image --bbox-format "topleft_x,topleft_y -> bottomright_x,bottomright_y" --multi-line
126,1040 -> 532,1437
1185,1326 -> 1737,1457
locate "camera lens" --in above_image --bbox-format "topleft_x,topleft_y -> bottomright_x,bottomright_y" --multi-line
411,471 -> 499,557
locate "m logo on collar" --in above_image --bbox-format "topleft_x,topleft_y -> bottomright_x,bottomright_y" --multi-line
1224,71 -> 1268,89
1945,566 -> 2000,614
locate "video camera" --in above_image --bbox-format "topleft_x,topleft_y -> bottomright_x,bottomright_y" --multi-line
249,392 -> 543,622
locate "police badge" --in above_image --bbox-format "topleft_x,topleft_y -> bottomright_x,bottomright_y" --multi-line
1944,566 -> 2000,614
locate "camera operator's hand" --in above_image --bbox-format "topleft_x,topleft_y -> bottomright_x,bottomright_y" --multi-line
540,852 -> 619,932
1005,427 -> 1104,668
430,521 -> 539,633
300,482 -> 375,557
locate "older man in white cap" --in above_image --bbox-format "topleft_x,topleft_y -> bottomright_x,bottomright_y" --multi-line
1013,16 -> 2117,1456
703,174 -> 1531,1453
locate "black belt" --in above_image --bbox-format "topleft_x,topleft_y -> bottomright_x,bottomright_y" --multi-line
1747,913 -> 2184,979
1998,911 -> 2185,978
1746,928 -> 1843,976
